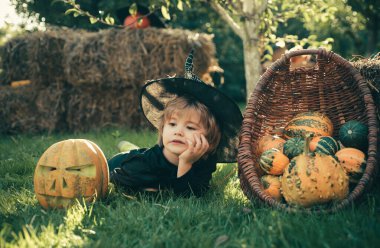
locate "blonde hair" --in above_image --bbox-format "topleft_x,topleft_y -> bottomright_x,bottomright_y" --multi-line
157,95 -> 221,156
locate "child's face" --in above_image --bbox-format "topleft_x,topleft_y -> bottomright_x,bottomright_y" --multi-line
162,109 -> 207,158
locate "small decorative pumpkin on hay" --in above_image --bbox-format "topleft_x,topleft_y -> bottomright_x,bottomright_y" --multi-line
34,139 -> 109,209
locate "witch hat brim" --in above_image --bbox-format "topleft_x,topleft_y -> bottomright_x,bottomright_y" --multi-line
140,77 -> 243,163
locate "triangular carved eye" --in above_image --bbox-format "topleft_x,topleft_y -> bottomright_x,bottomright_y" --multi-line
66,164 -> 96,177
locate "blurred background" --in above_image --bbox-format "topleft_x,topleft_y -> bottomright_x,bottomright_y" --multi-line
1,0 -> 379,102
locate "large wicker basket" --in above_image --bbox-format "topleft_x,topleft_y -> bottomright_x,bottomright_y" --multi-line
238,48 -> 378,213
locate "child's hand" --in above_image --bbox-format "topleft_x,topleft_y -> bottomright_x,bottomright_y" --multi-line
179,133 -> 209,164
177,134 -> 209,177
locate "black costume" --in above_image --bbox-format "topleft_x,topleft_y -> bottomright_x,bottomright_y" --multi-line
108,50 -> 242,198
108,145 -> 217,197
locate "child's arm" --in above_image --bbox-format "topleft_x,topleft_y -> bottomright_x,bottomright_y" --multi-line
177,134 -> 209,177
171,134 -> 215,197
171,159 -> 216,197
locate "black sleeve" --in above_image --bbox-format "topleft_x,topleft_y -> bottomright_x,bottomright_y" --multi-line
170,161 -> 217,197
108,151 -> 158,190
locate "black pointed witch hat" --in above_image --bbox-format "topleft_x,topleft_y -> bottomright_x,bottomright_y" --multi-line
140,50 -> 243,163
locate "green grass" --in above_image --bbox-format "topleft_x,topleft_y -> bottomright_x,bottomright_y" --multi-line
1,128 -> 380,247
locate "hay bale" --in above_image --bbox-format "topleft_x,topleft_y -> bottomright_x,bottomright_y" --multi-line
352,56 -> 380,180
0,31 -> 69,87
64,28 -> 217,88
26,31 -> 67,87
0,36 -> 30,85
0,85 -> 35,133
0,85 -> 65,134
65,85 -> 150,132
352,56 -> 380,121
0,27 -> 219,134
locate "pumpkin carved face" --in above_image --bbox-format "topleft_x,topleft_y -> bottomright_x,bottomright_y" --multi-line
34,139 -> 109,209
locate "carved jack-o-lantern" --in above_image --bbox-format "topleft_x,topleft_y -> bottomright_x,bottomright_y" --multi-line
34,139 -> 109,209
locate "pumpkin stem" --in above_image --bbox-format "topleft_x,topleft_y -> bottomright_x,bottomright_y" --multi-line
272,128 -> 284,136
304,133 -> 314,155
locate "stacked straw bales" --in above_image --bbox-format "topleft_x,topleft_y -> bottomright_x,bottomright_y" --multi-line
352,56 -> 380,180
352,56 -> 380,122
0,27 -> 219,134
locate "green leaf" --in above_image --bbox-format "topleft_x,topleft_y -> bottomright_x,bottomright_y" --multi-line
112,130 -> 121,139
261,54 -> 273,62
105,15 -> 115,25
161,6 -> 171,20
89,17 -> 98,24
265,45 -> 274,54
64,8 -> 78,16
177,0 -> 183,11
129,3 -> 138,16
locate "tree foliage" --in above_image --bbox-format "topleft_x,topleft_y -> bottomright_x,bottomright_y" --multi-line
347,0 -> 380,54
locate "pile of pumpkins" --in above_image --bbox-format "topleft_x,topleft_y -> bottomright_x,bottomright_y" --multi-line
256,111 -> 368,207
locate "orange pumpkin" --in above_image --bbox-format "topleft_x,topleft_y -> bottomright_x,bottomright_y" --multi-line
335,148 -> 366,183
282,135 -> 348,207
284,111 -> 333,139
34,139 -> 109,209
261,175 -> 282,201
259,148 -> 290,175
256,135 -> 286,155
124,13 -> 150,29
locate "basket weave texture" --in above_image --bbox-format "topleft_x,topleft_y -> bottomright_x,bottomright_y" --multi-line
238,49 -> 378,213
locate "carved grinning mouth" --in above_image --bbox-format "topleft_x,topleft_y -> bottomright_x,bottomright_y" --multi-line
36,194 -> 96,208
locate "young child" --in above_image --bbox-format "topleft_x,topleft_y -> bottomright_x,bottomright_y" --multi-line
108,50 -> 242,197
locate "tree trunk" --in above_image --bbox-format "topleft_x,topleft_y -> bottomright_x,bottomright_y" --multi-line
243,39 -> 262,101
209,0 -> 267,101
241,0 -> 266,101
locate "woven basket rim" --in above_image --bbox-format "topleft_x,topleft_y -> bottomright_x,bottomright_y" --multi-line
237,48 -> 379,213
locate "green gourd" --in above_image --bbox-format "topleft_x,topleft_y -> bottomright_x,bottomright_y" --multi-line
283,137 -> 305,159
339,120 -> 368,152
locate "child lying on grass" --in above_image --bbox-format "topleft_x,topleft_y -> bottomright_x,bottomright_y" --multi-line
108,50 -> 242,197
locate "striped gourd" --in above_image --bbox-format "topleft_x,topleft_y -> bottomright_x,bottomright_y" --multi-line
259,148 -> 290,175
261,175 -> 282,201
335,148 -> 366,183
284,112 -> 333,139
283,137 -> 305,159
309,136 -> 340,155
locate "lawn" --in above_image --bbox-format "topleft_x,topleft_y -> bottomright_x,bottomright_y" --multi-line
1,128 -> 379,247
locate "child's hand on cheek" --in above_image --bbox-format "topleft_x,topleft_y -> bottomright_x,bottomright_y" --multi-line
179,134 -> 209,165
